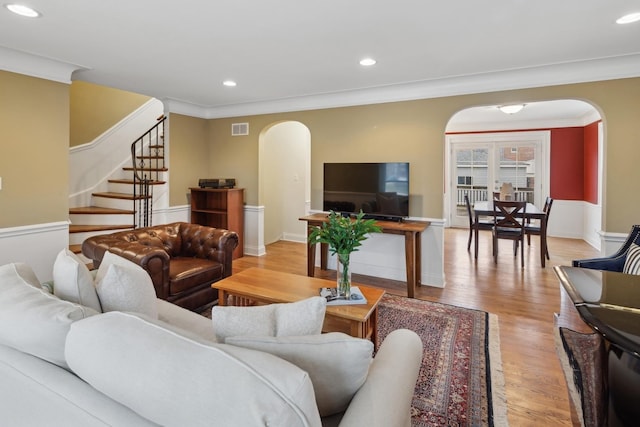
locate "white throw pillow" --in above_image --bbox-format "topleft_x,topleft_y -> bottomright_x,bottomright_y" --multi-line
211,296 -> 326,342
226,332 -> 373,417
65,312 -> 322,427
96,264 -> 158,318
0,262 -> 98,369
12,262 -> 41,288
623,243 -> 640,275
53,248 -> 102,312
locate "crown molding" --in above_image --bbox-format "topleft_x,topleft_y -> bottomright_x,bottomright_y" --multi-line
0,46 -> 85,84
4,46 -> 639,118
165,53 -> 640,119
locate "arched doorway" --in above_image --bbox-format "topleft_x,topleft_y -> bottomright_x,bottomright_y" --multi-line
259,121 -> 311,246
444,99 -> 603,248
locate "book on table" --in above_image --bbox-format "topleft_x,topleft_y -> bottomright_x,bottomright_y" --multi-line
319,286 -> 368,305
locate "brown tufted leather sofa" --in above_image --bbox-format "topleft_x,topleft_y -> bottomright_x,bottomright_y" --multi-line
81,222 -> 239,312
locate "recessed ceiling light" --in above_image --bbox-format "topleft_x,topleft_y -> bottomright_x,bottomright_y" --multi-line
5,4 -> 40,18
222,80 -> 237,87
616,12 -> 640,24
359,58 -> 377,66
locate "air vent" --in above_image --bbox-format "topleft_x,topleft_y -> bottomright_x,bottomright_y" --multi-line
231,123 -> 249,136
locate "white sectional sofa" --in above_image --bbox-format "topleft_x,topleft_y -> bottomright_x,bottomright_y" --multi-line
0,256 -> 423,427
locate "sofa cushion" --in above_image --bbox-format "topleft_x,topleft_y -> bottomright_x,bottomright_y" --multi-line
0,263 -> 98,369
169,257 -> 223,295
95,251 -> 158,318
623,243 -> 640,275
65,312 -> 322,427
211,296 -> 326,342
226,333 -> 373,417
53,248 -> 102,312
0,343 -> 157,426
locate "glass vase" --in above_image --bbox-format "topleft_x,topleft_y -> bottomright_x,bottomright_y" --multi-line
336,253 -> 351,299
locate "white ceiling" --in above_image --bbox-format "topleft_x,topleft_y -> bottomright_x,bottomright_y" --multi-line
1,1 -> 639,121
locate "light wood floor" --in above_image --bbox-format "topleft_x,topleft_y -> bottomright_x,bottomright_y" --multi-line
232,227 -> 600,426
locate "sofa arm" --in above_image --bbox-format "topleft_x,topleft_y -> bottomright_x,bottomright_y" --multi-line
82,238 -> 171,299
572,255 -> 626,272
179,224 -> 239,277
338,329 -> 422,427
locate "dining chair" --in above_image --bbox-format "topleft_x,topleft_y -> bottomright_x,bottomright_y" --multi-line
525,196 -> 553,260
492,200 -> 527,267
464,194 -> 493,253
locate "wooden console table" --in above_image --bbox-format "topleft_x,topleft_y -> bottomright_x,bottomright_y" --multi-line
299,213 -> 430,298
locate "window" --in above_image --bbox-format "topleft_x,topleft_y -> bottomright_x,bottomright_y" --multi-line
457,176 -> 472,185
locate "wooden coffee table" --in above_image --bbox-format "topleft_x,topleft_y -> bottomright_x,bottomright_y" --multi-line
212,268 -> 385,345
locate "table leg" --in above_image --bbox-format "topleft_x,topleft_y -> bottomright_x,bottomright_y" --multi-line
474,214 -> 480,259
371,307 -> 378,348
218,289 -> 228,306
320,242 -> 328,270
415,232 -> 422,287
306,226 -> 316,277
540,217 -> 547,268
404,231 -> 416,298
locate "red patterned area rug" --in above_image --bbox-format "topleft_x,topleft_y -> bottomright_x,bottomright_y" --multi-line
376,294 -> 508,427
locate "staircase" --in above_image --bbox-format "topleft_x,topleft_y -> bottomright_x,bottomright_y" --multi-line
69,116 -> 167,255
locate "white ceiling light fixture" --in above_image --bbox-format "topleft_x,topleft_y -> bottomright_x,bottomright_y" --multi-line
498,104 -> 525,114
5,3 -> 40,17
616,12 -> 640,24
359,58 -> 377,66
222,80 -> 237,87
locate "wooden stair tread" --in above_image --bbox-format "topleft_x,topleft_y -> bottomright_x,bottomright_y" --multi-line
108,179 -> 166,185
69,224 -> 134,233
69,206 -> 135,215
122,167 -> 168,172
92,192 -> 150,200
69,244 -> 82,254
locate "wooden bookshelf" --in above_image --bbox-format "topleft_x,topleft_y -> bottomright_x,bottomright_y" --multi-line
190,187 -> 244,259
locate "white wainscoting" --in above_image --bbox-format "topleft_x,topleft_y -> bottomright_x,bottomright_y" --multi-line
0,207 -> 444,287
152,204 -> 189,225
244,205 -> 266,257
583,201 -> 602,250
546,200 -> 602,250
601,228 -> 634,257
0,222 -> 69,283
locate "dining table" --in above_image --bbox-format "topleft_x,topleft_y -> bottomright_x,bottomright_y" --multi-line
473,200 -> 548,267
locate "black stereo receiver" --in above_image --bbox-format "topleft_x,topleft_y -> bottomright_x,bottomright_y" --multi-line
198,178 -> 236,189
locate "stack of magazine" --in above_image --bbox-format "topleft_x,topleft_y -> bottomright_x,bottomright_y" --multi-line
319,287 -> 368,306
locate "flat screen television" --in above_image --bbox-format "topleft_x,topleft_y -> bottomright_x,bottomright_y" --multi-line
323,162 -> 409,221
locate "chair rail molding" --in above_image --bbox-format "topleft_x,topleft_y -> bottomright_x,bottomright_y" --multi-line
600,229 -> 633,257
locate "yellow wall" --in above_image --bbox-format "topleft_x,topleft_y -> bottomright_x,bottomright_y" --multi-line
201,77 -> 640,231
168,114 -> 210,206
69,81 -> 150,146
0,70 -> 69,228
2,71 -> 640,234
